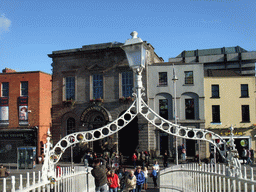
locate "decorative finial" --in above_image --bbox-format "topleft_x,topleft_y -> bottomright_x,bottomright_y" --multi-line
130,31 -> 138,39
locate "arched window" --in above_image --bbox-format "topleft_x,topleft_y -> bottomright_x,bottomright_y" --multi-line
67,118 -> 76,134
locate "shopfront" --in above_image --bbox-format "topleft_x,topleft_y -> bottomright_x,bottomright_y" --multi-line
0,129 -> 37,163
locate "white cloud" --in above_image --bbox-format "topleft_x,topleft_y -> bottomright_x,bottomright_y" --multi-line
0,14 -> 11,32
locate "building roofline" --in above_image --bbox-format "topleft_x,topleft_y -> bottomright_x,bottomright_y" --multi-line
0,70 -> 52,76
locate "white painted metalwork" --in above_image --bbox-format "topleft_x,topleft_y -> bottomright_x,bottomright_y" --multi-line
160,163 -> 256,192
40,31 -> 241,185
2,166 -> 93,192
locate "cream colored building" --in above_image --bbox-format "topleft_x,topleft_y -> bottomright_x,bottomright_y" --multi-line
204,69 -> 256,160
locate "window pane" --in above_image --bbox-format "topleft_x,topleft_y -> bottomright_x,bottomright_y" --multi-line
67,118 -> 76,134
122,71 -> 133,97
159,99 -> 168,119
159,72 -> 167,86
185,71 -> 193,84
2,82 -> 9,97
21,81 -> 28,96
212,105 -> 220,123
211,85 -> 219,98
93,74 -> 103,99
66,77 -> 75,100
242,105 -> 250,122
241,84 -> 249,97
185,99 -> 195,119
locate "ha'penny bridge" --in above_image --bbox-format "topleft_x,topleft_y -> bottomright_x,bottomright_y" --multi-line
2,32 -> 256,192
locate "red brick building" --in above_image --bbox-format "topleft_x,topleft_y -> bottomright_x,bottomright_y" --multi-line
0,68 -> 51,163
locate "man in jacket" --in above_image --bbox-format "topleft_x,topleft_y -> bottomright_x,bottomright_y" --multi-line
134,166 -> 145,192
91,158 -> 108,192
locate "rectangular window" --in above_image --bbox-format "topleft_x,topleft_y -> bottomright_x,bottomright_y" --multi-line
122,71 -> 133,97
159,72 -> 167,86
185,71 -> 193,84
2,82 -> 9,97
211,85 -> 219,98
242,105 -> 250,122
21,81 -> 28,96
241,84 -> 249,97
212,105 -> 220,123
185,99 -> 195,119
65,77 -> 75,100
93,74 -> 103,99
159,99 -> 168,119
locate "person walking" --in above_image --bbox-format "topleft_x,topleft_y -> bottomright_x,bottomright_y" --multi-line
132,153 -> 137,169
134,166 -> 145,192
153,161 -> 160,173
91,158 -> 108,192
124,170 -> 137,192
142,167 -> 148,190
163,150 -> 168,167
250,148 -> 254,164
246,148 -> 252,165
181,144 -> 186,163
151,166 -> 158,188
242,148 -> 247,164
107,170 -> 120,192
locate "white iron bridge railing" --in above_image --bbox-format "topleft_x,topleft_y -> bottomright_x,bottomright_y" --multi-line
160,163 -> 256,192
1,166 -> 95,192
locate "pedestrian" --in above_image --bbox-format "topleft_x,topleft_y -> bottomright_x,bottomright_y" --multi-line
210,152 -> 214,164
181,144 -> 186,163
134,166 -> 145,192
91,158 -> 108,192
163,150 -> 168,167
141,152 -> 146,169
142,167 -> 148,190
124,170 -> 137,192
145,151 -> 149,167
250,148 -> 254,164
246,149 -> 252,165
241,148 -> 247,164
107,169 -> 120,192
119,152 -> 124,166
153,161 -> 159,173
56,164 -> 62,177
132,153 -> 137,169
151,166 -> 158,188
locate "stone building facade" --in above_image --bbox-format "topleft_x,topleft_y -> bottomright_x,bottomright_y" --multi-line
48,42 -> 163,161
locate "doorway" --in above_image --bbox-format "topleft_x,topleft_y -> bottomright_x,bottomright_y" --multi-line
118,116 -> 138,157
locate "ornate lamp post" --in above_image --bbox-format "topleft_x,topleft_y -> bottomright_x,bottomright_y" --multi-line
121,31 -> 147,113
172,65 -> 179,165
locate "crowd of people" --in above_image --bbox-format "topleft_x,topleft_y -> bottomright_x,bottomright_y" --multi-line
90,151 -> 160,192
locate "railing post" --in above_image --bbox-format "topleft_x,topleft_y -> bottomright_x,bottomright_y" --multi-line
11,176 -> 15,192
26,172 -> 30,188
251,167 -> 254,192
3,178 -> 6,192
244,166 -> 247,191
19,174 -> 23,190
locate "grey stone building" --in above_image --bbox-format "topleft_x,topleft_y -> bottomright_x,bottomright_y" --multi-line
148,62 -> 206,159
48,42 -> 163,161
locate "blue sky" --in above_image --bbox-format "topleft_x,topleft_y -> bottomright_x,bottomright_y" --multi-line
0,0 -> 255,74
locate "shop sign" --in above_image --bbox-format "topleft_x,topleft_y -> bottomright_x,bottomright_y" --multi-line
80,106 -> 110,122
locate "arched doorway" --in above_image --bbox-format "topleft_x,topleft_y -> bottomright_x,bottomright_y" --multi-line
80,106 -> 111,153
118,115 -> 138,157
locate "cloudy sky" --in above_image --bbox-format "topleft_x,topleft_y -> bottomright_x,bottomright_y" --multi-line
0,0 -> 255,74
